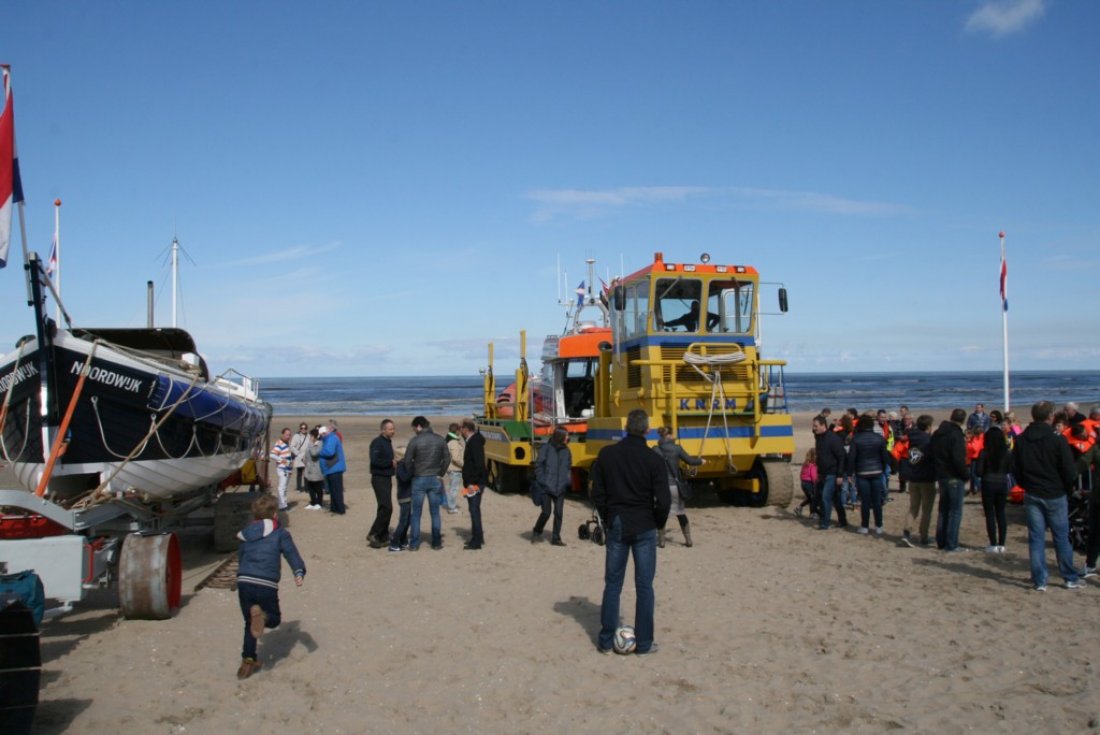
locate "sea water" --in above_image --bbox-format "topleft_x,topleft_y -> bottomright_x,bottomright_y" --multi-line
260,371 -> 1100,417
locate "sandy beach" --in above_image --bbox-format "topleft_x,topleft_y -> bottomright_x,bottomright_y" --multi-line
8,411 -> 1100,734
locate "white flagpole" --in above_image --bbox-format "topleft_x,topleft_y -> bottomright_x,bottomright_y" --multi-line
1000,231 -> 1009,412
53,198 -> 61,321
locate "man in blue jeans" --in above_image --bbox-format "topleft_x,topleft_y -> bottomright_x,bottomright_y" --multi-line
931,408 -> 968,551
403,416 -> 450,551
813,415 -> 847,530
1013,400 -> 1082,591
591,409 -> 670,655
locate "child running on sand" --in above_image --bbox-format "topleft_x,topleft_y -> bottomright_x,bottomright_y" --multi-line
235,494 -> 306,679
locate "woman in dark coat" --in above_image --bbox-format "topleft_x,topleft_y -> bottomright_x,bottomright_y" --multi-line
654,426 -> 703,547
977,425 -> 1012,553
848,413 -> 891,536
532,427 -> 572,546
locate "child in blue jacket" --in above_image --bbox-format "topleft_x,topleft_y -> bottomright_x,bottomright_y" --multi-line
235,494 -> 306,679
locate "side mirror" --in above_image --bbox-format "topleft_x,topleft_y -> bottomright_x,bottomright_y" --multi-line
778,287 -> 788,313
612,285 -> 625,311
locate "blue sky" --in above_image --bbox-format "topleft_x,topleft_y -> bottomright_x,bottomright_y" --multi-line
2,0 -> 1097,379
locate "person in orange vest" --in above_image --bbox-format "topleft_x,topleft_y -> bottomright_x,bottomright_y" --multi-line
966,427 -> 985,496
891,430 -> 910,494
1064,422 -> 1098,492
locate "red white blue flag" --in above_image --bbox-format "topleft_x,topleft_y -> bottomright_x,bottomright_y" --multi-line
576,280 -> 585,307
999,236 -> 1008,313
45,232 -> 58,277
1,65 -> 25,269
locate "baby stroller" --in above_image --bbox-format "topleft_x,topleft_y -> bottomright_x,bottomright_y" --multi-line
578,466 -> 607,545
578,507 -> 606,545
1068,489 -> 1089,553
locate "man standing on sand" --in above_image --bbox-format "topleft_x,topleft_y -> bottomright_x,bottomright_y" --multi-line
812,415 -> 847,530
318,425 -> 347,515
966,403 -> 990,434
367,419 -> 397,548
932,408 -> 968,552
900,415 -> 937,547
270,427 -> 294,512
459,419 -> 487,550
1013,400 -> 1082,591
592,409 -> 670,655
404,416 -> 450,551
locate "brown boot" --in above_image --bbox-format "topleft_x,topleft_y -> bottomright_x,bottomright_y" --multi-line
236,657 -> 262,680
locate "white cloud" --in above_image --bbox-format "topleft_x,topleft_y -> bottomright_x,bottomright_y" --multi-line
965,0 -> 1046,37
223,241 -> 342,267
729,187 -> 913,216
526,185 -> 910,221
526,186 -> 710,222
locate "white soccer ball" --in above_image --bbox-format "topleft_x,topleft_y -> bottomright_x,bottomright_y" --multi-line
613,625 -> 637,654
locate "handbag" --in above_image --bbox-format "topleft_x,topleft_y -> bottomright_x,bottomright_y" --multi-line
0,570 -> 46,627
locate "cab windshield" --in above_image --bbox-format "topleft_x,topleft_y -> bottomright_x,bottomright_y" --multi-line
706,279 -> 754,334
655,278 -> 703,332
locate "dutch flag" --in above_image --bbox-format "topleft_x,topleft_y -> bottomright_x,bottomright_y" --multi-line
0,65 -> 24,270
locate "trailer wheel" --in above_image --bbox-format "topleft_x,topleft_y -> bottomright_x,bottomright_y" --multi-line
119,532 -> 182,620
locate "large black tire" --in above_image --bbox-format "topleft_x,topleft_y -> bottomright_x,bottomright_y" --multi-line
487,461 -> 527,494
744,462 -> 770,508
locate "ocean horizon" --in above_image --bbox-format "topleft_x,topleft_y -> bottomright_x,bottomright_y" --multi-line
259,370 -> 1100,417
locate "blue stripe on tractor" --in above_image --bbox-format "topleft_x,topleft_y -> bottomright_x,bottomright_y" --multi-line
619,335 -> 756,350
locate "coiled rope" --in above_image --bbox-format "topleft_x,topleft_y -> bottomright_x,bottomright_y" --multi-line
682,348 -> 746,473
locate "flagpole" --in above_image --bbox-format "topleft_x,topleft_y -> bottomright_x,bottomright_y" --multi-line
1000,231 -> 1009,411
53,198 -> 61,321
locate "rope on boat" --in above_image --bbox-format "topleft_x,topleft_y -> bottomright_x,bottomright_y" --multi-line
682,348 -> 746,474
72,369 -> 205,509
36,341 -> 102,496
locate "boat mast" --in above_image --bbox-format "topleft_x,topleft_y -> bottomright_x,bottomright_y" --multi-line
171,236 -> 180,328
26,254 -> 58,466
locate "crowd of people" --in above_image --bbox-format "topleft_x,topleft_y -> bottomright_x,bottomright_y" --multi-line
233,400 -> 1099,676
807,400 -> 1100,592
237,409 -> 695,670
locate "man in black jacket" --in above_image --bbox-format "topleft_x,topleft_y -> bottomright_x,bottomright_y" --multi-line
592,409 -> 670,655
459,419 -> 487,550
1014,401 -> 1081,591
931,408 -> 969,551
900,415 -> 937,547
813,415 -> 847,530
367,419 -> 397,548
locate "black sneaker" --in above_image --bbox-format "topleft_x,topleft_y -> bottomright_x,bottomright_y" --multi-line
899,531 -> 914,548
635,643 -> 660,656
